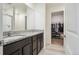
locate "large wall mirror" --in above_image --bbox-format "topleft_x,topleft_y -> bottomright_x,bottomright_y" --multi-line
3,3 -> 27,32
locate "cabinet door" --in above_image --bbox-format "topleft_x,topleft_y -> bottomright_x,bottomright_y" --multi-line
11,49 -> 22,55
3,39 -> 26,55
33,49 -> 37,55
37,38 -> 41,53
40,33 -> 44,49
22,44 -> 32,55
32,36 -> 37,51
37,33 -> 44,53
40,35 -> 44,50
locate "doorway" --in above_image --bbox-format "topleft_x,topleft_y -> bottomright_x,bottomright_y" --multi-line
51,11 -> 64,47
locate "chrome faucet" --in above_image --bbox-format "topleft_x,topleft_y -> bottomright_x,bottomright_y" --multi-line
7,32 -> 11,37
0,40 -> 4,46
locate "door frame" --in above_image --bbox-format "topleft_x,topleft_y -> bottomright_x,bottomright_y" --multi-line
50,9 -> 65,47
0,4 -> 3,55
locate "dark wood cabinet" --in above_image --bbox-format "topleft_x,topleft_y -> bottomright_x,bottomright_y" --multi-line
37,37 -> 41,53
37,33 -> 44,54
40,34 -> 44,50
32,36 -> 38,55
3,39 -> 26,55
3,33 -> 44,55
11,49 -> 22,55
32,36 -> 37,51
22,37 -> 32,55
22,44 -> 32,55
33,49 -> 37,55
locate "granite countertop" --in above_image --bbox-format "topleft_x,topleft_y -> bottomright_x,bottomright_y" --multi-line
3,30 -> 43,45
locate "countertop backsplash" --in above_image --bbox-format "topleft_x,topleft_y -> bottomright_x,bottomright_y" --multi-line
3,30 -> 44,38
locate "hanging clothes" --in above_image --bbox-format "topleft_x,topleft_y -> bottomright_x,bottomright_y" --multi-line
55,23 -> 58,32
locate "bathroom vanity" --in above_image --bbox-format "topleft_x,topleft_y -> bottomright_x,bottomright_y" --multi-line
2,4 -> 44,55
3,31 -> 44,55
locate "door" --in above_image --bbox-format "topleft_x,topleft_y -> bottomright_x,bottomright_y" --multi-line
0,4 -> 3,55
64,4 -> 79,55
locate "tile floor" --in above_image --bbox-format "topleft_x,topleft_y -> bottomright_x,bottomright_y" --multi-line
39,39 -> 65,55
39,44 -> 65,55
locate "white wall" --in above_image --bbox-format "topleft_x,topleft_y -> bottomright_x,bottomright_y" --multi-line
65,3 -> 79,55
27,3 -> 45,30
26,7 -> 35,30
46,3 -> 65,46
0,4 -> 3,55
34,3 -> 45,30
